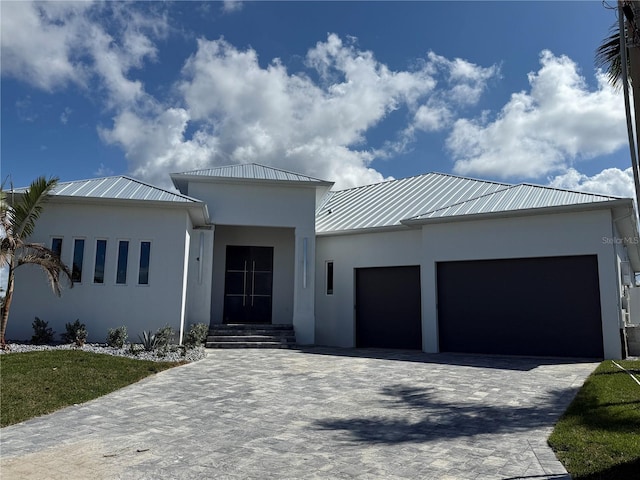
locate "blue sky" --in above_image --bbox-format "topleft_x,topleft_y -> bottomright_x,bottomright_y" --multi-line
1,1 -> 635,196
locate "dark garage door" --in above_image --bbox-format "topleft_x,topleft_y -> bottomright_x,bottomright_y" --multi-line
437,255 -> 603,358
356,266 -> 422,349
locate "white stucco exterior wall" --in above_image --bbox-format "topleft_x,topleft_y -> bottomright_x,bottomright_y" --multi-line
187,182 -> 317,228
420,209 -> 622,359
185,179 -> 319,343
315,229 -> 422,347
185,227 -> 215,329
315,208 -> 625,359
7,201 -> 193,343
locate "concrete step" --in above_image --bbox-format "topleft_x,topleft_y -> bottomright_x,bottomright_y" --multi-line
207,335 -> 296,343
210,324 -> 294,331
205,342 -> 294,349
208,329 -> 295,337
206,324 -> 296,349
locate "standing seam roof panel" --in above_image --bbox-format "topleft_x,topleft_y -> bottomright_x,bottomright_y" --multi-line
14,176 -> 199,203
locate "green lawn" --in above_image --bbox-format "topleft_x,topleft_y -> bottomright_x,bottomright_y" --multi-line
0,350 -> 182,427
548,360 -> 640,480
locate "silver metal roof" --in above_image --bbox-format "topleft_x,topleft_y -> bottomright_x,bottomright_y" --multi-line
172,163 -> 331,184
316,173 -> 509,233
316,173 -> 623,233
13,176 -> 199,203
409,183 -> 620,221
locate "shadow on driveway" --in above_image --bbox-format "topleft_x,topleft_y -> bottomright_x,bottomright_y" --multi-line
314,383 -> 580,444
296,345 -> 599,371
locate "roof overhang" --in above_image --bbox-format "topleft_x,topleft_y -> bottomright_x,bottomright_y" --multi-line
170,172 -> 334,193
400,198 -> 633,227
10,192 -> 211,228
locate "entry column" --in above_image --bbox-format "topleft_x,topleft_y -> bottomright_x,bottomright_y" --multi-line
293,229 -> 315,344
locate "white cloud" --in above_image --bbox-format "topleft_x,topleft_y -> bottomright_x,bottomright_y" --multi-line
15,96 -> 38,123
222,1 -> 243,14
95,163 -> 114,177
60,107 -> 72,125
1,1 -> 167,108
0,1 -> 91,90
447,50 -> 627,180
103,34 -> 495,189
548,167 -> 635,198
426,51 -> 499,106
3,2 -> 505,190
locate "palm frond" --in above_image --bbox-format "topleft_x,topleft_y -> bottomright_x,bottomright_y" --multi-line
17,243 -> 73,296
12,176 -> 58,240
595,22 -> 631,89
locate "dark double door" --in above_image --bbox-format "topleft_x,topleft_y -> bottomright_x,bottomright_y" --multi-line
223,246 -> 273,324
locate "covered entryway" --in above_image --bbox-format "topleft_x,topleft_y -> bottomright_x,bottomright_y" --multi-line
223,246 -> 274,324
355,266 -> 422,349
436,255 -> 604,358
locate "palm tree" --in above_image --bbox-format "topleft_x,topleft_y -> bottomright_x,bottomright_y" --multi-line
595,23 -> 628,88
0,176 -> 72,347
596,4 -> 640,213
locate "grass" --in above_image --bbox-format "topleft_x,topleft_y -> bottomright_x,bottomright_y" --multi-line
0,350 -> 183,427
548,360 -> 640,480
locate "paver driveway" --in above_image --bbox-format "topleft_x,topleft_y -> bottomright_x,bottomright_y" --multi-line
1,348 -> 597,480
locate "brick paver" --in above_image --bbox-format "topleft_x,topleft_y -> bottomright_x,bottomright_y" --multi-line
0,348 -> 597,479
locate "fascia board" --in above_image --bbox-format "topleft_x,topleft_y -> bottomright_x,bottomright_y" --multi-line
400,199 -> 634,227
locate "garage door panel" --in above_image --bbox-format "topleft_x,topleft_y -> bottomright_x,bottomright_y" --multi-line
437,255 -> 603,358
356,266 -> 422,349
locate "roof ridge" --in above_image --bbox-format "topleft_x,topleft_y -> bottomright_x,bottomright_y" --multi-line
116,175 -> 201,202
250,163 -> 329,183
429,171 -> 513,188
517,182 -> 623,199
20,175 -> 201,203
408,184 -> 517,219
329,171 -> 513,195
329,172 -> 435,195
173,162 -> 330,183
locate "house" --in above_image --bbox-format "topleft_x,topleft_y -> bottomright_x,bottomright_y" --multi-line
7,164 -> 640,359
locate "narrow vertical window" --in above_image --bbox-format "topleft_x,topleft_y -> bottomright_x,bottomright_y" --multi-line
51,238 -> 63,258
94,239 -> 107,284
116,241 -> 129,284
138,241 -> 151,285
72,239 -> 85,283
326,261 -> 334,295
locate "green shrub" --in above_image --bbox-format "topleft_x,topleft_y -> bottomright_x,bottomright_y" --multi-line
31,317 -> 55,345
154,325 -> 174,352
106,326 -> 127,348
184,323 -> 209,348
61,320 -> 88,347
138,330 -> 157,352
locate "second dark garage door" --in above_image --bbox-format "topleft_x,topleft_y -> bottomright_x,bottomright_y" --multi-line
437,255 -> 604,358
355,266 -> 422,349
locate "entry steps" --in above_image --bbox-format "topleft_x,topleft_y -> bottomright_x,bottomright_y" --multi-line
206,324 -> 296,349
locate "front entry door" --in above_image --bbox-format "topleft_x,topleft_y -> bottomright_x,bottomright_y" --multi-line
223,246 -> 273,324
